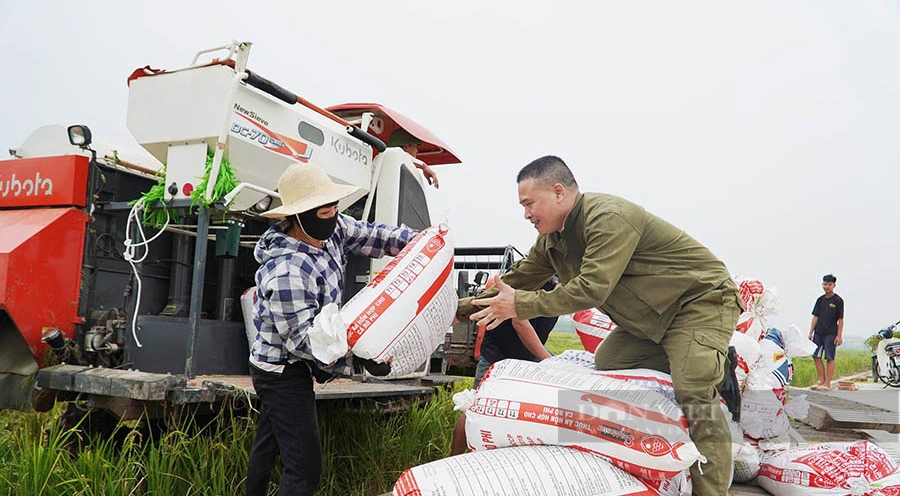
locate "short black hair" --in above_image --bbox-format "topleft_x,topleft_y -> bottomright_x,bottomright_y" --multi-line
516,155 -> 579,189
823,274 -> 837,283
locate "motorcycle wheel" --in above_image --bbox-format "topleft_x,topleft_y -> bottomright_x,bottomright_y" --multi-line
886,359 -> 900,388
872,356 -> 879,383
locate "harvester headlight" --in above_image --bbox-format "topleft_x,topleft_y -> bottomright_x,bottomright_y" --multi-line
67,125 -> 93,147
41,327 -> 67,351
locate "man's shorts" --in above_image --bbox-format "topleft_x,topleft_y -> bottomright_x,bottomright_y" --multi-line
812,333 -> 837,361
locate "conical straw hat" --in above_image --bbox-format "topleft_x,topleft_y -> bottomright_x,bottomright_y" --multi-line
261,162 -> 360,218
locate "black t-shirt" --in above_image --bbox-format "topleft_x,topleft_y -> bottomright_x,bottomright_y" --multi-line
812,294 -> 844,336
480,315 -> 559,363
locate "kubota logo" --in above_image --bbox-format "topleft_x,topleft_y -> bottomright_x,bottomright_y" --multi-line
330,136 -> 368,166
0,173 -> 53,197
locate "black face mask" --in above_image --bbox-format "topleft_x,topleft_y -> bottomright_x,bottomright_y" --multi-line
296,205 -> 338,241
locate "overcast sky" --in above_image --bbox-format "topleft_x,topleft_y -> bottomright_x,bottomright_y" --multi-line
2,0 -> 898,341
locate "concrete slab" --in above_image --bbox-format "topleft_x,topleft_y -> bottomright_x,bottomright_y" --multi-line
819,389 -> 900,412
801,372 -> 900,411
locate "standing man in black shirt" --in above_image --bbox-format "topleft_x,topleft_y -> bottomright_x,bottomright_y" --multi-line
809,274 -> 844,390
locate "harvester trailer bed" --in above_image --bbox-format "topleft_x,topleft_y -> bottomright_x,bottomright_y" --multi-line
36,363 -> 457,420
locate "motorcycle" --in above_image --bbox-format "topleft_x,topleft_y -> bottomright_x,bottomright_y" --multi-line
871,320 -> 900,388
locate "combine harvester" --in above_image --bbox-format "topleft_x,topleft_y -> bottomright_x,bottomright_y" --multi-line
0,40 -> 497,420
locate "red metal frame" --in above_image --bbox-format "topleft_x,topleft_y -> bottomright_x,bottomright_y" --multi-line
0,207 -> 88,364
0,153 -> 91,366
0,155 -> 89,209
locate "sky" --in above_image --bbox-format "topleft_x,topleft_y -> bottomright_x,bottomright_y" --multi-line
1,0 -> 898,342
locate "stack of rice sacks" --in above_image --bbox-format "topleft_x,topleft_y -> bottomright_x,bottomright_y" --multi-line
757,440 -> 900,495
728,277 -> 816,484
394,351 -> 698,496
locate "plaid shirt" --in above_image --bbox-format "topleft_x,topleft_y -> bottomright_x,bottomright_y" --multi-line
251,214 -> 415,370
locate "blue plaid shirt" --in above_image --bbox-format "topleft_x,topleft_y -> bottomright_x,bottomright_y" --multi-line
251,214 -> 415,370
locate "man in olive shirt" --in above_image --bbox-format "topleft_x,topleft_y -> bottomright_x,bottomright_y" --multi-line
457,156 -> 742,495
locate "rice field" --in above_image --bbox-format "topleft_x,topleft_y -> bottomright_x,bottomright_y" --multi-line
0,383 -> 468,496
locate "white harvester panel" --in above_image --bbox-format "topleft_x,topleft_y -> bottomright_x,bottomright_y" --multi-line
126,64 -> 373,210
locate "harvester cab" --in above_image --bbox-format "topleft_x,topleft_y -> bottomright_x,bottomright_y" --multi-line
0,40 -> 460,412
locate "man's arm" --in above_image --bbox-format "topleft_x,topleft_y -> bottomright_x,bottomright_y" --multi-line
470,212 -> 640,329
809,316 -> 819,341
835,298 -> 845,346
413,159 -> 439,188
457,250 -> 556,322
510,318 -> 552,361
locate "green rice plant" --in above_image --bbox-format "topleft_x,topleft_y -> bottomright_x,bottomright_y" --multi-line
317,382 -> 469,495
140,428 -> 195,496
6,409 -> 76,496
0,411 -> 19,493
67,429 -> 144,496
191,154 -> 240,210
133,153 -> 240,228
0,402 -> 262,496
139,407 -> 253,496
182,430 -> 249,496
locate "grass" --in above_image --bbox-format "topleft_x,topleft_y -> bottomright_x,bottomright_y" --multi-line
790,349 -> 871,388
317,384 -> 465,494
545,331 -> 584,355
0,333 -> 873,495
0,382 -> 470,496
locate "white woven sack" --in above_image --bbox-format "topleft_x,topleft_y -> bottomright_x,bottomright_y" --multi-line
542,349 -> 596,370
741,328 -> 795,439
343,225 -> 456,376
740,370 -> 790,439
646,470 -> 691,496
462,359 -> 701,480
757,441 -> 900,495
392,445 -> 662,496
542,356 -> 679,405
594,368 -> 678,405
732,442 -> 762,483
784,323 -> 818,358
729,331 -> 761,388
735,311 -> 768,342
573,308 -> 616,353
728,419 -> 762,483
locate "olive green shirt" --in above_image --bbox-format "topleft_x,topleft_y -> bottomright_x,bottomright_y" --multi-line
459,193 -> 740,344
